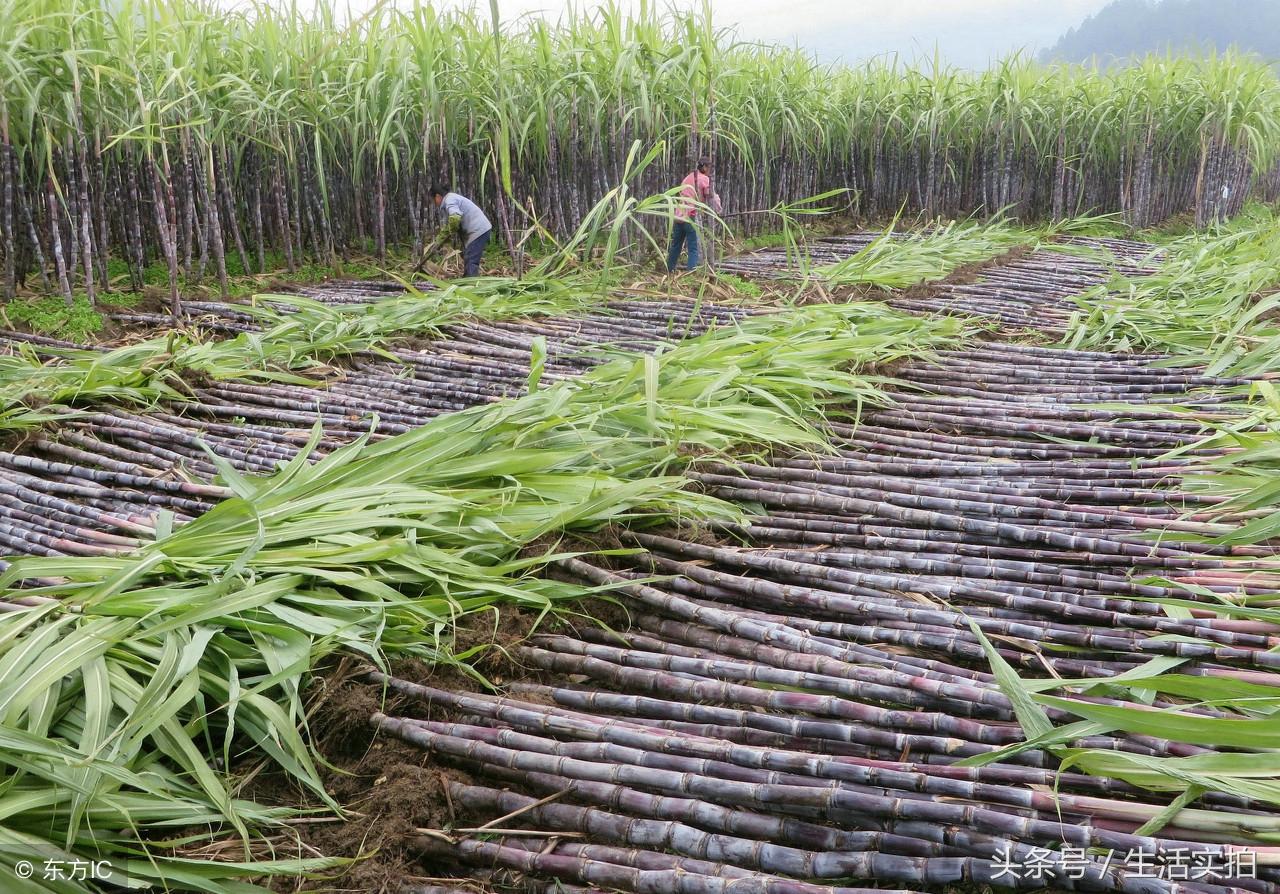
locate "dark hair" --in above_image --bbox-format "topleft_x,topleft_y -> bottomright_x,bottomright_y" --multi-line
430,184 -> 450,198
696,157 -> 712,169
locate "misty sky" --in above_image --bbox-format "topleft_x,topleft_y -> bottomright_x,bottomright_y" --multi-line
456,0 -> 1117,68
258,0 -> 1118,69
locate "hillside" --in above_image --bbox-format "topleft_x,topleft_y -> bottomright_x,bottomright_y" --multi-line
1041,0 -> 1280,63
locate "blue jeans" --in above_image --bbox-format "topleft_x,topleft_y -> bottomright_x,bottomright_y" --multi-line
463,229 -> 491,277
667,220 -> 699,271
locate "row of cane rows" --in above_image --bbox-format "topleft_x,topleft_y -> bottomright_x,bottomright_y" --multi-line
716,232 -> 904,276
719,233 -> 1160,333
106,281 -> 448,334
375,341 -> 1280,894
0,297 -> 754,561
885,245 -> 1159,333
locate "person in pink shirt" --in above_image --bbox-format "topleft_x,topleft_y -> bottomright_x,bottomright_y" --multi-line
666,157 -> 722,272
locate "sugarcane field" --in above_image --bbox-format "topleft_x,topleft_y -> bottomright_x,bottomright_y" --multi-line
13,0 -> 1280,892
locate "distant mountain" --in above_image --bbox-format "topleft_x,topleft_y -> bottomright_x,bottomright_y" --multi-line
1039,0 -> 1280,64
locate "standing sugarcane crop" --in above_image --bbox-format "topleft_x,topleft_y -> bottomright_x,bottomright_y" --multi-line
667,157 -> 722,273
417,184 -> 493,277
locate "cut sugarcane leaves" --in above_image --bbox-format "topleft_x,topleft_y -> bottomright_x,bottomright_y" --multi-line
967,619 -> 1053,739
817,217 -> 1035,289
0,279 -> 615,432
0,300 -> 959,889
1065,205 -> 1280,375
1056,750 -> 1280,818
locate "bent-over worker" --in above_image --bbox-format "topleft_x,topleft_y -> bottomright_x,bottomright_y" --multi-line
422,185 -> 492,277
666,157 -> 722,272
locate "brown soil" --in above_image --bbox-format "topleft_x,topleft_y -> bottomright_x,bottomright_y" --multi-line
300,666 -> 472,893
242,595 -> 582,893
237,665 -> 477,892
234,657 -> 465,894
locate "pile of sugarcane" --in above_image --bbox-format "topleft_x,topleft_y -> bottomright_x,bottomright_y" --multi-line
0,294 -> 758,558
887,242 -> 1160,332
105,281 -> 448,331
1053,235 -> 1161,263
366,341 -> 1280,894
718,225 -> 1023,284
0,299 -> 976,892
6,225 -> 1278,893
716,231 -> 897,277
723,230 -> 1162,335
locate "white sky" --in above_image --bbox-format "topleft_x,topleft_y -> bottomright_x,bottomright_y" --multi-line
296,0 -> 1118,69
485,0 -> 1116,68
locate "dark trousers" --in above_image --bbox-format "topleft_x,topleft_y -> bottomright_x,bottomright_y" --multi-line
463,229 -> 491,277
667,220 -> 699,271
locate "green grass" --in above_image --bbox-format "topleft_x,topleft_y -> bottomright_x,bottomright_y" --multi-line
711,272 -> 764,298
0,294 -> 116,342
737,231 -> 798,252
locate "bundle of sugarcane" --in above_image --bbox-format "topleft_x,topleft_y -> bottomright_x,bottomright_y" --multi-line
1054,234 -> 1164,263
0,302 -> 972,889
373,666 -> 1280,894
716,230 -> 895,278
885,244 -> 1159,333
348,337 -> 1280,893
383,522 -> 1280,888
718,223 -> 1029,287
718,226 -> 1164,336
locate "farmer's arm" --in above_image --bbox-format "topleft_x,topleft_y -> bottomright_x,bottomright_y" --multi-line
425,211 -> 462,253
703,174 -> 723,214
439,213 -> 462,241
415,206 -> 464,270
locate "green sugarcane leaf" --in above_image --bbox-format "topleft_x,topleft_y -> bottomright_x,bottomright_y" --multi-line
1038,694 -> 1280,749
1135,785 -> 1207,836
967,619 -> 1053,739
956,718 -> 1112,768
151,510 -> 173,542
65,656 -> 112,846
1056,749 -> 1280,810
527,335 -> 547,393
1013,655 -> 1188,693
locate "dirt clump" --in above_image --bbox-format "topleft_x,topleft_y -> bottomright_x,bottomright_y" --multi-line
244,658 -> 489,893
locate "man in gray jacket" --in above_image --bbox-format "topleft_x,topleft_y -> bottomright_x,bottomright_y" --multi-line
420,185 -> 493,277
